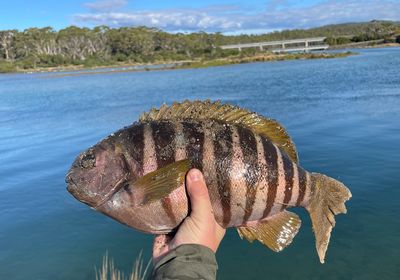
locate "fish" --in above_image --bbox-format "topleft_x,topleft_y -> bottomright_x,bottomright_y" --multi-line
66,100 -> 351,263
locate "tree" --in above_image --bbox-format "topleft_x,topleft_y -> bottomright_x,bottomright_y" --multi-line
0,30 -> 16,61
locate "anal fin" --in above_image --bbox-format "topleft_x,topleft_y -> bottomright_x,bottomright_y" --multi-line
237,211 -> 301,252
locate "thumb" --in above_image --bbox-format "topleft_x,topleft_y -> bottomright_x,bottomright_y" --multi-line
186,169 -> 214,222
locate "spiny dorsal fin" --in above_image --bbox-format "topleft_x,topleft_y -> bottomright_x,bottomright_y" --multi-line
139,100 -> 298,163
237,210 -> 302,252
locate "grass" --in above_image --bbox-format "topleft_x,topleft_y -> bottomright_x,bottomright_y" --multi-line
96,252 -> 151,280
35,51 -> 357,78
0,62 -> 17,73
177,51 -> 356,69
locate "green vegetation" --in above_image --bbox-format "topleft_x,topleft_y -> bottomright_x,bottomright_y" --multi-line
44,51 -> 355,78
0,61 -> 16,73
0,20 -> 399,73
96,252 -> 150,280
178,52 -> 355,69
218,20 -> 400,45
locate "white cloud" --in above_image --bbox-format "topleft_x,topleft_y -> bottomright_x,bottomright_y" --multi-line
84,0 -> 127,12
75,10 -> 242,31
74,0 -> 400,33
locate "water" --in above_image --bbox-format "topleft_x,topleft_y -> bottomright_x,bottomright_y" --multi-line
1,48 -> 399,279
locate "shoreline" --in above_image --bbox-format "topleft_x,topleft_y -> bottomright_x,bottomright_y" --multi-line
5,42 -> 400,76
328,42 -> 400,50
5,61 -> 183,74
23,51 -> 356,78
2,43 -> 398,76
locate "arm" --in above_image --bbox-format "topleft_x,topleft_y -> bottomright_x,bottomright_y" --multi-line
152,169 -> 226,280
152,244 -> 217,280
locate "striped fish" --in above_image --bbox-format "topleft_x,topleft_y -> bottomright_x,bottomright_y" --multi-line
66,100 -> 351,263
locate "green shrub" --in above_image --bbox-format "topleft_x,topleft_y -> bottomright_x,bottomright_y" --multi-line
15,56 -> 37,69
0,62 -> 17,73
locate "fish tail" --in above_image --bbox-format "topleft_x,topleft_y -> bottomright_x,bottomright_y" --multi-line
306,173 -> 351,263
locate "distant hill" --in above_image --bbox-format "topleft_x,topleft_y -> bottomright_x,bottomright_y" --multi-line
309,20 -> 400,37
1,20 -> 399,72
218,20 -> 400,45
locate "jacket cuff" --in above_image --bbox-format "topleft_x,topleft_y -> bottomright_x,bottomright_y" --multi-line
152,244 -> 217,280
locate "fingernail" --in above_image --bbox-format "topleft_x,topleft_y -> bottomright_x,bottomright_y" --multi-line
189,169 -> 203,182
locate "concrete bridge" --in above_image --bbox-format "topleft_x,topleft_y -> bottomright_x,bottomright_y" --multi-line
219,37 -> 329,53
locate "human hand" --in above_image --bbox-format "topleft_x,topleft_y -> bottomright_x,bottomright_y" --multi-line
152,169 -> 226,264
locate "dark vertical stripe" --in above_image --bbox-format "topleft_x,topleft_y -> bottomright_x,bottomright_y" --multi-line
281,152 -> 294,210
126,124 -> 145,174
296,166 -> 307,206
151,121 -> 177,225
182,122 -> 204,170
237,126 -> 259,222
262,138 -> 278,217
213,123 -> 233,226
151,122 -> 176,167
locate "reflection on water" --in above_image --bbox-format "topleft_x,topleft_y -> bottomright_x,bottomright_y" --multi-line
0,48 -> 399,280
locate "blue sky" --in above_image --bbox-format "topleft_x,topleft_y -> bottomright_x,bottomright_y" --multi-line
1,0 -> 399,33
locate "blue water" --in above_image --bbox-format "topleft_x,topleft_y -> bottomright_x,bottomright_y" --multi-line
1,48 -> 399,279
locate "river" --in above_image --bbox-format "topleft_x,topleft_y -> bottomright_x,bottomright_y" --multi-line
0,47 -> 399,279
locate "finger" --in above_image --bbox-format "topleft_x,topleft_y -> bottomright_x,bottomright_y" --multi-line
152,234 -> 171,263
152,234 -> 167,257
186,169 -> 214,222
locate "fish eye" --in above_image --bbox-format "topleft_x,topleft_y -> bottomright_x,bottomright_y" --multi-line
80,150 -> 96,169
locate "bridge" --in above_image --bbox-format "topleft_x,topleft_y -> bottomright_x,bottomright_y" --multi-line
219,37 -> 329,53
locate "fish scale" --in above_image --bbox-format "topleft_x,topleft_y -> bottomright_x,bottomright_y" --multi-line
66,100 -> 351,263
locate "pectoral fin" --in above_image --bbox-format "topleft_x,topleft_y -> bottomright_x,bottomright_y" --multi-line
237,211 -> 301,252
128,159 -> 191,205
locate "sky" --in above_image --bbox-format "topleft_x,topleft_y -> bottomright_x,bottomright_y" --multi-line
1,0 -> 399,34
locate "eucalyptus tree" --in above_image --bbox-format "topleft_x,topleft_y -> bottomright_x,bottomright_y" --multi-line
0,30 -> 17,61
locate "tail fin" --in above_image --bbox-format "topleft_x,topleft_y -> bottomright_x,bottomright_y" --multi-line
306,173 -> 351,263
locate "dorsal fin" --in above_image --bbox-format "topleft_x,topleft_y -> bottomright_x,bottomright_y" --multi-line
139,100 -> 298,163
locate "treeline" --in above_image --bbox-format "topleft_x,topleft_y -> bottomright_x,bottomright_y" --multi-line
1,20 -> 399,72
0,26 -> 223,72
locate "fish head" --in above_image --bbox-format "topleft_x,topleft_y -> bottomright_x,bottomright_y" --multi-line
66,134 -> 136,208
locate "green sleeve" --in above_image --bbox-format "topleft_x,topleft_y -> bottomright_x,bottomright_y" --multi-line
151,244 -> 218,280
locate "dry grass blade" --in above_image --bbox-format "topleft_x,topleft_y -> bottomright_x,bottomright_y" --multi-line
95,251 -> 151,280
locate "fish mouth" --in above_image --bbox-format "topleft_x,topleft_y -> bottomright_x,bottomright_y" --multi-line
65,172 -> 94,205
65,172 -> 77,193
